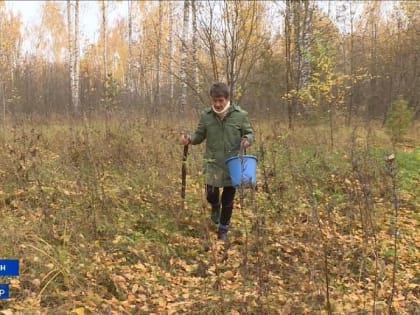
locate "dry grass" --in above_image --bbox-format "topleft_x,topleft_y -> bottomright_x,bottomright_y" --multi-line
0,113 -> 418,314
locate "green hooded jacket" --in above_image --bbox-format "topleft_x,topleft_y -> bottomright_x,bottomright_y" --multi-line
190,104 -> 254,187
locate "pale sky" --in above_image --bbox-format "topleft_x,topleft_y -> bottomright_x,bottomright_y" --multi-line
5,0 -> 397,55
5,0 -> 128,53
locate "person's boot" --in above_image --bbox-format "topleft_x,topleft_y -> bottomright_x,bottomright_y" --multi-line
217,224 -> 228,241
211,204 -> 220,224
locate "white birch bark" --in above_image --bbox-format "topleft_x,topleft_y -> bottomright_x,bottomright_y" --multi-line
179,0 -> 190,113
191,0 -> 199,96
101,0 -> 107,79
291,0 -> 313,100
73,0 -> 80,112
156,1 -> 162,108
168,1 -> 174,100
127,0 -> 134,92
101,0 -> 110,133
285,0 -> 293,129
292,1 -> 301,90
300,1 -> 313,88
67,0 -> 79,113
67,0 -> 73,110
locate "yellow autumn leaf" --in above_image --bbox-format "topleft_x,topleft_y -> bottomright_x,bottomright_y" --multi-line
71,308 -> 85,315
224,270 -> 234,279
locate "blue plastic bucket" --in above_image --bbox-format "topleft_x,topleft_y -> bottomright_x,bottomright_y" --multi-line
225,155 -> 257,187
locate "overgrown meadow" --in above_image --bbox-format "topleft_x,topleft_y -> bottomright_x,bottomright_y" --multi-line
0,114 -> 418,315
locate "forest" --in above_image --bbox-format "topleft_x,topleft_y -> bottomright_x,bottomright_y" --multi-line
0,1 -> 419,314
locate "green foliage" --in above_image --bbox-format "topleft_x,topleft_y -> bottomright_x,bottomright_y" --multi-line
385,97 -> 414,144
294,33 -> 369,125
103,73 -> 120,109
396,147 -> 420,202
298,35 -> 337,109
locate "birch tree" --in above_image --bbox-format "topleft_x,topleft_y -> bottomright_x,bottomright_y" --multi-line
367,1 -> 381,120
155,1 -> 163,108
283,0 -> 314,125
300,1 -> 313,89
179,0 -> 189,114
191,0 -> 199,96
101,0 -> 107,80
285,0 -> 293,129
168,1 -> 174,100
0,4 -> 22,100
101,0 -> 111,132
67,0 -> 79,113
292,0 -> 313,94
127,0 -> 134,93
73,0 -> 80,113
347,1 -> 356,125
67,0 -> 73,110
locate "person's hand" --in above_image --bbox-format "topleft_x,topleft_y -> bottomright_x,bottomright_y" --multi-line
241,137 -> 250,149
181,132 -> 190,145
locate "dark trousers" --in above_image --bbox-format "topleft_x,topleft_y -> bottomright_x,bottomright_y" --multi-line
206,185 -> 236,226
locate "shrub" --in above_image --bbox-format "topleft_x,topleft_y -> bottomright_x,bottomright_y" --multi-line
385,97 -> 414,144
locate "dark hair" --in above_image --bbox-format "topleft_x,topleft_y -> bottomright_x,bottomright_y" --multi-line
209,82 -> 230,98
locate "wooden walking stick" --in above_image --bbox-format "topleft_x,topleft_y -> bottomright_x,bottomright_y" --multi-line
181,143 -> 189,200
181,131 -> 190,207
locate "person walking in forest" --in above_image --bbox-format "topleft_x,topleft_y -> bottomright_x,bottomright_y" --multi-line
181,82 -> 254,240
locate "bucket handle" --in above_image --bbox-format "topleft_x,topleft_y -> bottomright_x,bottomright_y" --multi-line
238,141 -> 247,174
239,140 -> 247,157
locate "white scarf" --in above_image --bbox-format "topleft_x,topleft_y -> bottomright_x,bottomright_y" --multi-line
212,101 -> 231,119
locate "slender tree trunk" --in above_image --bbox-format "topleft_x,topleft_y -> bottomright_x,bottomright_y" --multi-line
168,1 -> 174,101
73,0 -> 80,114
285,0 -> 293,130
290,0 -> 313,115
222,1 -> 258,103
300,1 -> 313,89
101,0 -> 110,134
101,0 -> 107,79
329,96 -> 334,148
191,0 -> 199,98
292,1 -> 301,90
223,0 -> 239,101
369,21 -> 377,120
2,83 -> 5,140
231,3 -> 238,102
155,1 -> 162,110
347,2 -> 355,126
127,0 -> 134,93
291,1 -> 302,119
180,0 -> 190,114
140,36 -> 146,103
67,0 -> 79,115
368,3 -> 380,121
208,3 -> 219,81
67,0 -> 73,111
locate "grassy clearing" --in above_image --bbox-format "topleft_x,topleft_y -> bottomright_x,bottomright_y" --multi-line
0,115 -> 419,314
